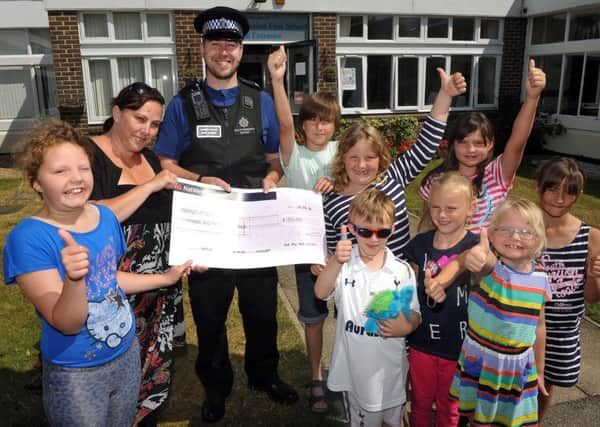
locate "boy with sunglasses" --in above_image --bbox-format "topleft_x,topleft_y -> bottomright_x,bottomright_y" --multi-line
315,189 -> 420,427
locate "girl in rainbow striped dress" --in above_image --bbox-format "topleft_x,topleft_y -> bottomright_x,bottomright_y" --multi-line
449,198 -> 551,426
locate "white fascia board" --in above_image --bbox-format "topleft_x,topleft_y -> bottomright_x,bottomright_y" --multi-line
0,1 -> 49,28
45,0 -> 522,16
44,0 -> 148,10
522,0 -> 600,16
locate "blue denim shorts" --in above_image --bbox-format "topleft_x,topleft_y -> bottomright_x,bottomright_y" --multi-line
42,338 -> 141,427
295,264 -> 328,324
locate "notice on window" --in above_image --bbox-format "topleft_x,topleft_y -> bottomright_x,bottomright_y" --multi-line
295,62 -> 306,76
341,67 -> 356,91
294,91 -> 304,105
169,180 -> 327,269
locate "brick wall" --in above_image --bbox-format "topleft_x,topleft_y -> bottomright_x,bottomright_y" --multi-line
496,17 -> 527,147
48,11 -> 88,132
313,14 -> 337,95
174,11 -> 203,88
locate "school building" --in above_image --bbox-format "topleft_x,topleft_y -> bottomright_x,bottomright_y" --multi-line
1,1 -> 599,158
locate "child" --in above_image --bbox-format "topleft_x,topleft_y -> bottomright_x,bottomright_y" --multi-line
449,197 -> 551,427
315,189 -> 421,427
268,46 -> 339,412
418,59 -> 547,234
321,68 -> 466,267
2,119 -> 192,426
534,157 -> 600,420
402,172 -> 479,427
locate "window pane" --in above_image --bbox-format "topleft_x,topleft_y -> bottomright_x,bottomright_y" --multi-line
580,55 -> 600,116
560,55 -> 584,115
569,8 -> 600,41
83,14 -> 108,38
398,17 -> 420,38
340,16 -> 363,37
481,19 -> 500,39
34,65 -> 57,115
147,14 -> 171,38
477,57 -> 496,104
0,68 -> 35,118
368,16 -> 393,40
151,59 -> 173,102
117,57 -> 145,89
29,29 -> 52,55
397,58 -> 418,106
114,13 -> 142,40
367,56 -> 391,109
425,57 -> 445,104
531,14 -> 565,44
533,55 -> 562,114
451,55 -> 472,107
453,18 -> 474,41
427,18 -> 448,38
341,57 -> 363,108
89,60 -> 113,117
0,29 -> 28,54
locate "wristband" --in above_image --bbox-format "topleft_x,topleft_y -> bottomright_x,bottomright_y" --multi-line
196,175 -> 202,182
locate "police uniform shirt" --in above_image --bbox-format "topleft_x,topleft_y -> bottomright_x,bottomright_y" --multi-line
154,82 -> 279,161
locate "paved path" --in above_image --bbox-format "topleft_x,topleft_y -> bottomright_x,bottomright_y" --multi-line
276,213 -> 600,425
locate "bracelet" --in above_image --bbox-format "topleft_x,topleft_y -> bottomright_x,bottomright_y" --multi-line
196,174 -> 202,182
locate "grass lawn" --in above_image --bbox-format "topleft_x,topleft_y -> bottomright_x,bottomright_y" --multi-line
1,155 -> 599,425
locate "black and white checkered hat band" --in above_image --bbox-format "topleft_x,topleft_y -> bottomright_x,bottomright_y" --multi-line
202,18 -> 243,36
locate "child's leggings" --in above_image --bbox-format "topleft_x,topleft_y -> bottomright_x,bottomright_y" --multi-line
42,338 -> 141,427
409,347 -> 460,427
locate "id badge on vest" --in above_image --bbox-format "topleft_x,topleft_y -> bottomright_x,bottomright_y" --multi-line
196,125 -> 221,138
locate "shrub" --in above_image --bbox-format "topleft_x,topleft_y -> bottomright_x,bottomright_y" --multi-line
336,115 -> 419,158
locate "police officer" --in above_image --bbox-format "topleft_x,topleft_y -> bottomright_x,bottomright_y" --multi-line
154,6 -> 298,423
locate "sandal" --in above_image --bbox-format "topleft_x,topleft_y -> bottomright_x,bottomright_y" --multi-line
308,379 -> 329,414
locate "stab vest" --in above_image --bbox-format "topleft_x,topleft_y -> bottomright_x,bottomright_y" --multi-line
179,79 -> 268,188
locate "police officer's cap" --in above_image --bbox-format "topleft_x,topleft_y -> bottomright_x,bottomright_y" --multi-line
194,7 -> 249,40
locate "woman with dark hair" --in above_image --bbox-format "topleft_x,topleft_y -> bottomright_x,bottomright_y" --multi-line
86,82 -> 185,426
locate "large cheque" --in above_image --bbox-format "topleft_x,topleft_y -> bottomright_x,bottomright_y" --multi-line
169,179 -> 327,269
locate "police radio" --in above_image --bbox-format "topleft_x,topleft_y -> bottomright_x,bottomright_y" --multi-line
190,87 -> 211,121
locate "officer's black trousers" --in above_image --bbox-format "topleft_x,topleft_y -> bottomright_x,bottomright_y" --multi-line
188,267 -> 280,399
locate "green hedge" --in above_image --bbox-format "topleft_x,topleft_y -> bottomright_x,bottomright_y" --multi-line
335,115 -> 419,145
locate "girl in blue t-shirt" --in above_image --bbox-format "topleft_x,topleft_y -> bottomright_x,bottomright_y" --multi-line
3,119 -> 193,427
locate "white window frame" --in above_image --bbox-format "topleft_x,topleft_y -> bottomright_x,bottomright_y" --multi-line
79,11 -> 174,44
526,9 -> 600,131
79,11 -> 177,124
0,29 -> 57,131
336,15 -> 504,115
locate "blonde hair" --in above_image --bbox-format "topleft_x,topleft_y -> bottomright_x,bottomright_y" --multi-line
348,188 -> 395,225
19,118 -> 92,190
429,171 -> 475,206
331,122 -> 391,192
489,197 -> 546,259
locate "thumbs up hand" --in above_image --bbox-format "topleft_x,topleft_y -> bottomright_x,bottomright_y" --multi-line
335,224 -> 353,264
464,228 -> 493,273
526,59 -> 546,100
424,268 -> 447,303
58,229 -> 89,282
438,67 -> 467,98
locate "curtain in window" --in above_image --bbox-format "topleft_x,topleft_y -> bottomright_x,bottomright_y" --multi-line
89,61 -> 112,117
83,14 -> 108,38
151,59 -> 173,101
118,58 -> 144,90
0,68 -> 35,119
477,57 -> 496,105
114,13 -> 142,40
34,66 -> 57,116
147,14 -> 171,38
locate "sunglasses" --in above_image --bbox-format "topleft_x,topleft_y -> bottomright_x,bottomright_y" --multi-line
125,82 -> 165,102
351,224 -> 393,239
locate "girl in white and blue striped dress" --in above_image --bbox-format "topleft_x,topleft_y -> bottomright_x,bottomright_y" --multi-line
536,157 -> 600,420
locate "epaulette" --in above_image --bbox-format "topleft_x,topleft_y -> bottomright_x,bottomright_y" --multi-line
238,77 -> 261,91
